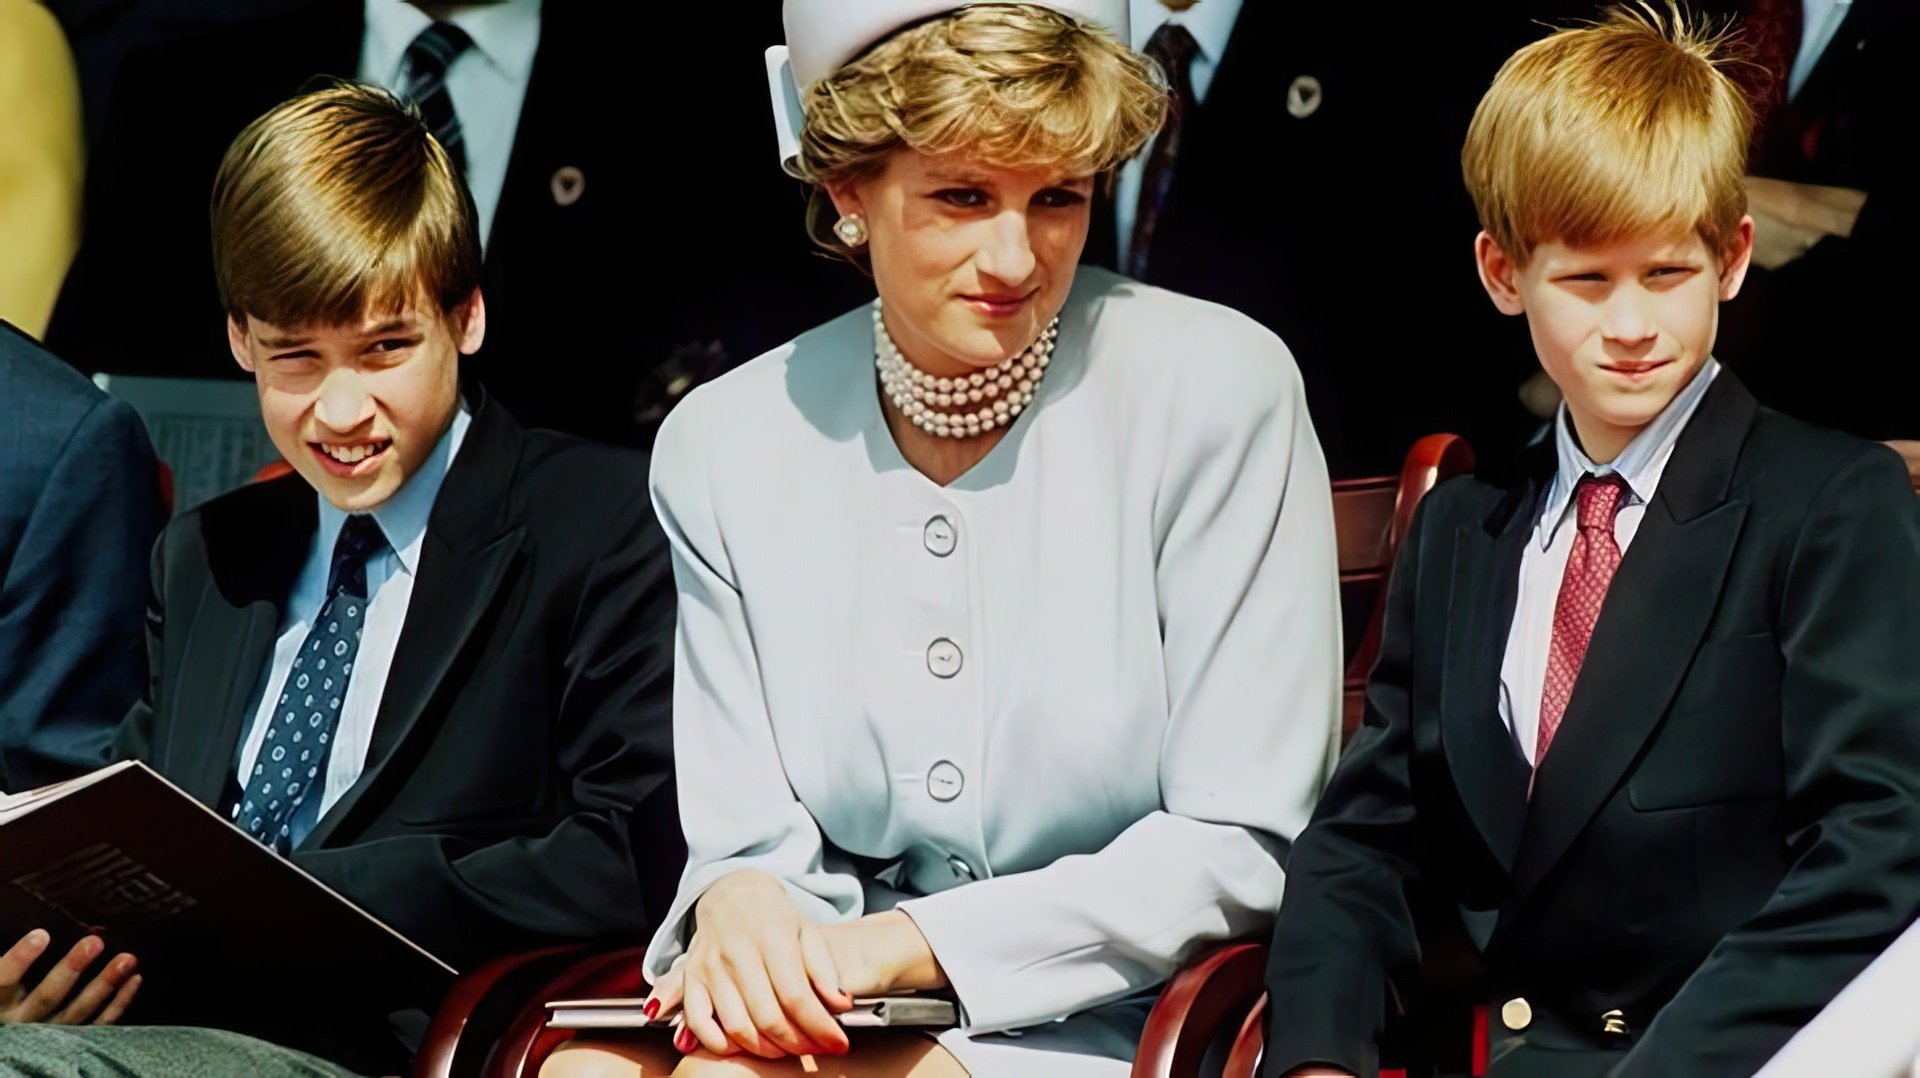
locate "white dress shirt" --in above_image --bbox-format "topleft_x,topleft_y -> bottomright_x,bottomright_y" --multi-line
1790,0 -> 1853,101
1114,0 -> 1243,269
359,0 -> 542,252
236,408 -> 471,847
1497,360 -> 1720,767
643,267 -> 1341,1074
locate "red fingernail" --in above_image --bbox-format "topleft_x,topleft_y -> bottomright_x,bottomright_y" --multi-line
674,1026 -> 697,1054
643,998 -> 661,1021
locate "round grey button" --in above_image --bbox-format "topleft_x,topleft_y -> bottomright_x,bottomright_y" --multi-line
923,515 -> 957,557
946,854 -> 976,880
926,638 -> 963,678
927,761 -> 964,802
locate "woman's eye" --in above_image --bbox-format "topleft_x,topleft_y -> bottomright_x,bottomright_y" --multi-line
934,189 -> 988,208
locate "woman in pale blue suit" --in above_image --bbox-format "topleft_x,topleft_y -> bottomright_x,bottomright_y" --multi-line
548,2 -> 1343,1075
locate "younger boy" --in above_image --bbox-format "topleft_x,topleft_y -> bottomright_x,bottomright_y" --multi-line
1263,8 -> 1920,1077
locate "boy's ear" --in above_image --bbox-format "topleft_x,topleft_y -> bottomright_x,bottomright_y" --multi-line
227,315 -> 258,374
1717,215 -> 1756,301
1474,232 -> 1526,316
453,287 -> 487,356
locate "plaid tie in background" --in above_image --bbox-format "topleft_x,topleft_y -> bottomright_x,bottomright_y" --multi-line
401,20 -> 475,175
1129,22 -> 1200,279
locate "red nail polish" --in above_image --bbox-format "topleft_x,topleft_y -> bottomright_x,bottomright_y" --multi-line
674,1026 -> 697,1054
643,998 -> 661,1021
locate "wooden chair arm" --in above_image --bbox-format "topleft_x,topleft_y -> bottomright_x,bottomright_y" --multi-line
1132,941 -> 1270,1078
486,946 -> 654,1078
412,944 -> 591,1078
1223,993 -> 1268,1078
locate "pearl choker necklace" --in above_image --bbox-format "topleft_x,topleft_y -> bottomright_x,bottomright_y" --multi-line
872,300 -> 1057,439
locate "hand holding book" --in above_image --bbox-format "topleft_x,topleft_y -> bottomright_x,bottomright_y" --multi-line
0,927 -> 140,1025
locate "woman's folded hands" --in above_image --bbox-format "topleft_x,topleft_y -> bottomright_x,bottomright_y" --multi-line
643,870 -> 948,1059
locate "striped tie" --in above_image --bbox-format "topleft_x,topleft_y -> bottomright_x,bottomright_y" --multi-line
400,20 -> 474,175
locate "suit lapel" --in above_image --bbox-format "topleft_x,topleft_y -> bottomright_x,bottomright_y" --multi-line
172,478 -> 315,807
1511,375 -> 1759,899
306,395 -> 527,846
1440,482 -> 1537,873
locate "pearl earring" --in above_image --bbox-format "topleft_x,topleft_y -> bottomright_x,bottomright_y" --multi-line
834,213 -> 869,248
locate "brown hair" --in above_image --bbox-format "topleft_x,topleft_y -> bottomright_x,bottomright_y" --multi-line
795,3 -> 1167,255
211,82 -> 482,326
1461,2 -> 1753,266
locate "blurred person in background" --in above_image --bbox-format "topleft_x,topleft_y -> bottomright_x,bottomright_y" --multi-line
44,0 -> 866,446
0,0 -> 83,337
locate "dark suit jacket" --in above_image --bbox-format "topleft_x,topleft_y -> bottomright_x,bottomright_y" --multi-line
0,322 -> 163,791
113,392 -> 679,1067
1084,2 -> 1538,477
46,0 -> 866,445
1264,373 -> 1920,1077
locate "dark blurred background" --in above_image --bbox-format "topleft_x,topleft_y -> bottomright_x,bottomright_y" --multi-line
4,0 -> 1911,495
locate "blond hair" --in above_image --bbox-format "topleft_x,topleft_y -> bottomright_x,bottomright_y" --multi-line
795,3 -> 1167,254
211,82 -> 482,327
1461,2 -> 1752,266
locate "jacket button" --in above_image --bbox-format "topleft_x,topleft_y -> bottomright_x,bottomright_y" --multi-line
927,761 -> 964,801
923,515 -> 957,557
926,638 -> 963,678
1501,998 -> 1532,1031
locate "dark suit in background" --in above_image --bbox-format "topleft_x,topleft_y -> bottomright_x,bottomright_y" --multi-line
1263,375 -> 1920,1077
0,321 -> 163,792
114,392 -> 680,1069
1086,3 -> 1540,477
46,0 -> 866,446
1710,0 -> 1918,440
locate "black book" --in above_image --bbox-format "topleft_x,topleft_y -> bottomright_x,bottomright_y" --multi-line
0,761 -> 454,1023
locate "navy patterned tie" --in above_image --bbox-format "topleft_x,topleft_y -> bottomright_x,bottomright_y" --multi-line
234,514 -> 388,853
400,20 -> 474,175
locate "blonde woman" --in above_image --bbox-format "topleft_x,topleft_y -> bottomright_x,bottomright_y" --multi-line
546,2 -> 1341,1075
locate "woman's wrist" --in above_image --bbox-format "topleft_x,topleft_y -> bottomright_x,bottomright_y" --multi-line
863,909 -> 947,994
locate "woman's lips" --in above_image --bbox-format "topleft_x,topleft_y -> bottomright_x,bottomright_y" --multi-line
959,293 -> 1032,319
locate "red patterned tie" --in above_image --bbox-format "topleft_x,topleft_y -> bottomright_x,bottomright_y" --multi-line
1536,474 -> 1629,767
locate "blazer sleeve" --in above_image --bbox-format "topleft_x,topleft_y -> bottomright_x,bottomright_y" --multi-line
292,489 -> 682,968
895,339 -> 1344,1034
1,393 -> 162,790
1618,445 -> 1920,1075
1259,491 -> 1440,1078
639,409 -> 866,980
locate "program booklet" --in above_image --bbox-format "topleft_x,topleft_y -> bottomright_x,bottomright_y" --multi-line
0,761 -> 455,1019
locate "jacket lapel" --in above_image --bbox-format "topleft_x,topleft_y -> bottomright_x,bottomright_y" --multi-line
306,395 -> 527,847
172,477 -> 315,807
1510,375 -> 1759,899
1440,482 -> 1538,873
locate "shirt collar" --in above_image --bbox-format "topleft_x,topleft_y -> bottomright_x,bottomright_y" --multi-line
1129,0 -> 1241,66
1536,358 -> 1720,549
314,406 -> 472,579
362,0 -> 543,87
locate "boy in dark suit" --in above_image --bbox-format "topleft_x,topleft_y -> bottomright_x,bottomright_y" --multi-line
1,83 -> 678,1074
1263,8 -> 1920,1077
